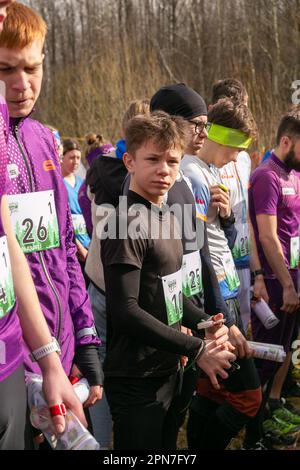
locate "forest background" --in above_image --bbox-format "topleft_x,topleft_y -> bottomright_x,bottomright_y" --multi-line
24,0 -> 300,153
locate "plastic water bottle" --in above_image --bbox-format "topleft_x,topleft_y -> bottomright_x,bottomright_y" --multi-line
248,341 -> 286,362
251,290 -> 279,329
27,374 -> 100,450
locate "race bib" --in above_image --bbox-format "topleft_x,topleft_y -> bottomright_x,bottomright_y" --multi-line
72,214 -> 88,236
290,237 -> 300,269
162,269 -> 183,326
182,251 -> 203,297
8,190 -> 60,254
222,253 -> 240,292
232,223 -> 250,260
0,236 -> 15,318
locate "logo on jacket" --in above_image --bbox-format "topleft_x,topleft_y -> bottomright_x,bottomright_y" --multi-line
43,160 -> 56,172
7,163 -> 19,180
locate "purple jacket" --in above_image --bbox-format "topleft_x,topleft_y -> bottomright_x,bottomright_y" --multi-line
7,116 -> 99,376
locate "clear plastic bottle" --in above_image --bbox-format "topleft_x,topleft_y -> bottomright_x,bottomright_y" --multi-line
248,341 -> 286,362
27,374 -> 100,450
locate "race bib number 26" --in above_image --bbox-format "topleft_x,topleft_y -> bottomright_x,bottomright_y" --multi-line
8,190 -> 60,254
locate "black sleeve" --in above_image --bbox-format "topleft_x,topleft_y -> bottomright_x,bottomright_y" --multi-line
220,211 -> 237,250
182,295 -> 209,329
200,224 -> 235,327
74,345 -> 104,386
104,264 -> 203,358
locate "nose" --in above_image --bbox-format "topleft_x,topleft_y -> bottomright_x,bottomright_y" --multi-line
12,71 -> 31,93
200,126 -> 208,138
157,160 -> 169,176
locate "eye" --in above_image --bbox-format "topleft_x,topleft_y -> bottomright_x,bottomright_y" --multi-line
25,67 -> 39,74
0,67 -> 13,73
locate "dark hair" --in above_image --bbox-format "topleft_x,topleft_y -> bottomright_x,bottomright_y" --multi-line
125,111 -> 189,155
208,98 -> 257,140
211,78 -> 248,105
276,105 -> 300,145
62,139 -> 81,155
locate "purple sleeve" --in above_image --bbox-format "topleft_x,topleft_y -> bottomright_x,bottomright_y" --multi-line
78,182 -> 93,236
0,102 -> 8,200
65,202 -> 100,348
251,170 -> 280,216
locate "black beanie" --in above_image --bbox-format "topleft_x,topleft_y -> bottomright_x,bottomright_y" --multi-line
150,83 -> 207,119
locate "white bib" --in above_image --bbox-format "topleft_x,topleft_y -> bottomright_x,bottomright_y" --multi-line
0,236 -> 15,318
290,236 -> 300,269
7,190 -> 60,254
182,251 -> 203,297
72,214 -> 88,236
222,253 -> 240,292
232,222 -> 250,260
162,269 -> 183,326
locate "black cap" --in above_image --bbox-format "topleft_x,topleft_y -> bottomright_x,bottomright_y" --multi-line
150,83 -> 207,119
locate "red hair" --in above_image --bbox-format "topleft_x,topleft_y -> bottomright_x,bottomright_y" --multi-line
0,2 -> 47,49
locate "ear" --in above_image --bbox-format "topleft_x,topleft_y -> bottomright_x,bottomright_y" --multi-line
280,135 -> 292,150
123,152 -> 135,173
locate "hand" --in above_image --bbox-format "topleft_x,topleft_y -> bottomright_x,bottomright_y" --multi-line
252,275 -> 269,304
281,285 -> 299,313
77,246 -> 88,262
41,358 -> 87,434
209,185 -> 231,218
70,364 -> 103,408
83,385 -> 103,408
197,339 -> 236,390
228,324 -> 253,359
205,313 -> 229,345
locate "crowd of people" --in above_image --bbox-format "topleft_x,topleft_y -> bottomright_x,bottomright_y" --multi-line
0,1 -> 300,452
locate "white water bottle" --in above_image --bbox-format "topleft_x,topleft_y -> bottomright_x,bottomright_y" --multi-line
251,291 -> 279,329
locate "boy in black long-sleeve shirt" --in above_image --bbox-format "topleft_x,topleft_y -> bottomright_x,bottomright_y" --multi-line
101,112 -> 235,450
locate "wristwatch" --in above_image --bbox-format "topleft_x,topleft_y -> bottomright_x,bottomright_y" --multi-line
30,337 -> 61,362
252,269 -> 264,277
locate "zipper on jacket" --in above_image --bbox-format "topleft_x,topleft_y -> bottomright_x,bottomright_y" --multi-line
13,124 -> 63,342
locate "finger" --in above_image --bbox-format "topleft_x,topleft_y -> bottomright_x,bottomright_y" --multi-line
243,341 -> 252,357
212,313 -> 224,322
83,391 -> 102,408
216,368 -> 229,380
226,351 -> 237,362
223,341 -> 235,352
207,372 -> 220,390
52,415 -> 65,435
215,334 -> 229,346
213,326 -> 227,339
67,400 -> 88,427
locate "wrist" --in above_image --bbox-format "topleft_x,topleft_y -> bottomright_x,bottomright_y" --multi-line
193,340 -> 206,364
30,337 -> 61,363
283,282 -> 295,290
251,268 -> 264,278
37,352 -> 63,373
